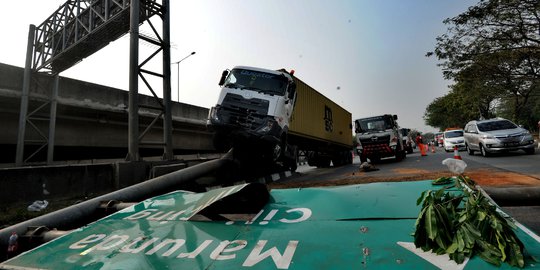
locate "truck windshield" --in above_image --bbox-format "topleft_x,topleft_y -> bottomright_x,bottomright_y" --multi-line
355,116 -> 393,133
223,69 -> 288,96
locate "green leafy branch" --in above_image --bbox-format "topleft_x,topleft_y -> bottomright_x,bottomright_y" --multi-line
414,176 -> 525,267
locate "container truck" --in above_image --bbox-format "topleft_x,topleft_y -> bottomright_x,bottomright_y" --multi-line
399,128 -> 415,154
207,66 -> 353,171
354,114 -> 406,163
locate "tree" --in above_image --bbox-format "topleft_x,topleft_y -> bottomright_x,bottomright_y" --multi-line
423,89 -> 478,130
427,0 -> 540,129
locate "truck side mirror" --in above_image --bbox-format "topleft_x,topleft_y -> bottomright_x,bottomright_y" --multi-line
218,70 -> 229,86
286,82 -> 297,101
288,88 -> 296,100
354,121 -> 362,133
289,82 -> 296,97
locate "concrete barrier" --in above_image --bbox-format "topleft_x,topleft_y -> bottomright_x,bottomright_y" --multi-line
483,186 -> 540,206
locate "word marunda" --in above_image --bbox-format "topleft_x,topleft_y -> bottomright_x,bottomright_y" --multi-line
70,234 -> 298,269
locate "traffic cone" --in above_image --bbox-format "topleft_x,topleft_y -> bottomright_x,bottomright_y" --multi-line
453,145 -> 462,160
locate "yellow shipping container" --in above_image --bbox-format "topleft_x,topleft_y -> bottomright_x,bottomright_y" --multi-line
289,76 -> 352,149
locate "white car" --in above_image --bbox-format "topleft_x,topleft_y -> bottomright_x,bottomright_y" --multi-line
443,129 -> 465,152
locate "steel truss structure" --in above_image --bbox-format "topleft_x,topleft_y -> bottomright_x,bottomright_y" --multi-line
16,0 -> 173,165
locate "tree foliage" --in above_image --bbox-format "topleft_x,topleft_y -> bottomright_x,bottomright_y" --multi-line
427,0 -> 540,131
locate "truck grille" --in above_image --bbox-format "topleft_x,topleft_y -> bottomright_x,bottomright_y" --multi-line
360,135 -> 390,146
218,93 -> 270,130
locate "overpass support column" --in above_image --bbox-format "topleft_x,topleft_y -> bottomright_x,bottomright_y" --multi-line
15,24 -> 36,166
127,0 -> 140,161
162,0 -> 173,160
47,74 -> 59,164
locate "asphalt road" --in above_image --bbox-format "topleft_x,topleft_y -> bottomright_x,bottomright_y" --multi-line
275,147 -> 540,235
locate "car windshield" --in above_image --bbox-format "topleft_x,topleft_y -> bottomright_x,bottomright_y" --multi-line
445,130 -> 463,138
477,120 -> 517,132
223,68 -> 288,96
355,116 -> 394,132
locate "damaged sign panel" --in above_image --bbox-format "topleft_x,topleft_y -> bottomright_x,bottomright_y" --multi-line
2,181 -> 540,269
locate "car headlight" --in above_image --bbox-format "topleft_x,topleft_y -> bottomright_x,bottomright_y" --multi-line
257,119 -> 275,133
481,134 -> 494,139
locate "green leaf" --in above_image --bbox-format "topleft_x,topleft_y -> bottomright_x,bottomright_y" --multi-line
417,190 -> 428,205
458,212 -> 467,223
446,242 -> 458,254
425,205 -> 438,240
463,222 -> 482,239
507,242 -> 525,268
457,229 -> 465,252
414,175 -> 525,267
477,210 -> 487,221
495,235 -> 506,262
414,206 -> 428,228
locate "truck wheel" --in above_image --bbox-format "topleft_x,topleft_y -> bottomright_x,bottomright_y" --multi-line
286,145 -> 298,172
307,152 -> 316,166
395,152 -> 403,162
402,150 -> 406,160
318,158 -> 331,168
271,143 -> 282,162
271,134 -> 288,162
360,155 -> 367,163
336,151 -> 353,166
331,153 -> 343,167
288,161 -> 298,172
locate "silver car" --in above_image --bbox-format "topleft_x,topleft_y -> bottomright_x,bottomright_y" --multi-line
464,118 -> 535,157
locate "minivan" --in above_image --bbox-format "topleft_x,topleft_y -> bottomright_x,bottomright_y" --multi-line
463,118 -> 535,156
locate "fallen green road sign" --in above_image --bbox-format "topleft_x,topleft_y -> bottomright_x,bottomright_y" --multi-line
2,181 -> 539,269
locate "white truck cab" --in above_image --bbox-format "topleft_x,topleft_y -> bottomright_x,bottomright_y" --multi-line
208,66 -> 297,162
354,114 -> 406,163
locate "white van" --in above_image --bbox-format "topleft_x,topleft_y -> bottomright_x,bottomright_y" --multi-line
443,129 -> 465,152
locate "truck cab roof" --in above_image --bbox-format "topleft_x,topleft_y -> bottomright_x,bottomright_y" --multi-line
233,66 -> 293,80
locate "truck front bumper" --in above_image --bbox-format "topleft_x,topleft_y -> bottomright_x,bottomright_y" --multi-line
358,143 -> 396,159
208,106 -> 283,146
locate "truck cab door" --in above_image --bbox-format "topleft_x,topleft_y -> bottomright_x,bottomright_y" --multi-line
284,83 -> 297,120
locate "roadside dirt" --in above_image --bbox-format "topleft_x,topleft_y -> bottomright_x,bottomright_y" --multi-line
269,168 -> 540,189
466,169 -> 540,187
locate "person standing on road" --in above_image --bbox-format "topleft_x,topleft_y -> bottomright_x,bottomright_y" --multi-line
416,134 -> 427,156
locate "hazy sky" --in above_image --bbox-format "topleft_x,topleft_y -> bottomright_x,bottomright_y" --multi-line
0,1 -> 477,133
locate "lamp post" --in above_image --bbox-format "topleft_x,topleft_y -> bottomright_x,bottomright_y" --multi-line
172,51 -> 196,102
